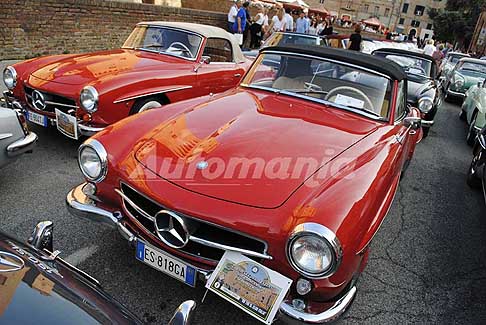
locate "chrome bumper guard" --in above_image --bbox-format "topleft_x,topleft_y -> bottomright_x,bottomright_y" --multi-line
6,132 -> 38,157
66,182 -> 357,324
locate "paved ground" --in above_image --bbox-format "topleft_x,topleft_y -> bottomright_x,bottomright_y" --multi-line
1,90 -> 486,323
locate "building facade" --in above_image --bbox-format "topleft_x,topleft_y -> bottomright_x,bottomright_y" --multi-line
307,0 -> 445,38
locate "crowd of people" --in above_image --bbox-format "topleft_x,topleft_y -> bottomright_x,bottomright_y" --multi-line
227,0 -> 337,50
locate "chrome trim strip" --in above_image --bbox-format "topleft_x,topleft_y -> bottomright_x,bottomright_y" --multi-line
279,286 -> 357,324
0,133 -> 13,140
115,188 -> 155,222
113,86 -> 193,104
189,235 -> 272,260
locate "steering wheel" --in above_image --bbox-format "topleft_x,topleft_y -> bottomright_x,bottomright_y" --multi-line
167,42 -> 193,57
325,86 -> 375,112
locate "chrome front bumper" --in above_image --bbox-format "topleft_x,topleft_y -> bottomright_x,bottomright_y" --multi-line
6,132 -> 38,157
447,88 -> 466,98
66,182 -> 358,324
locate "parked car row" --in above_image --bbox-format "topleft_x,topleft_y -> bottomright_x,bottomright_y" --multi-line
2,22 -> 445,324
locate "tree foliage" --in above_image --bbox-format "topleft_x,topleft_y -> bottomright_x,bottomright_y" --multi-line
428,0 -> 486,46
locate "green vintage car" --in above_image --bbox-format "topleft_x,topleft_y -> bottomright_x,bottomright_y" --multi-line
460,79 -> 486,145
444,58 -> 486,102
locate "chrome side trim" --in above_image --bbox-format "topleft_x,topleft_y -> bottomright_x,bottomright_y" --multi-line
190,235 -> 272,260
6,132 -> 38,157
279,286 -> 357,324
113,86 -> 193,104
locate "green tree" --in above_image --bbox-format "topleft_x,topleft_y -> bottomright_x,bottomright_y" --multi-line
428,0 -> 486,47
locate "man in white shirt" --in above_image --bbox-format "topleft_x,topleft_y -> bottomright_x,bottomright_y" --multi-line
228,0 -> 240,33
284,7 -> 294,32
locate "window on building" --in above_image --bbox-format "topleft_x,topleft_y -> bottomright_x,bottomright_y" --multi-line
363,4 -> 369,12
399,18 -> 405,25
411,20 -> 420,27
384,8 -> 390,17
426,23 -> 433,30
414,5 -> 425,16
374,6 -> 379,15
402,3 -> 409,13
203,38 -> 233,63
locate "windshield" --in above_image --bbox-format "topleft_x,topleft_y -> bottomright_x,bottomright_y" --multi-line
263,33 -> 323,47
458,62 -> 486,77
376,53 -> 432,78
123,25 -> 202,60
242,53 -> 392,119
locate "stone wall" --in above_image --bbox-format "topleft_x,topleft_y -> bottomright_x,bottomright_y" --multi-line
0,0 -> 226,60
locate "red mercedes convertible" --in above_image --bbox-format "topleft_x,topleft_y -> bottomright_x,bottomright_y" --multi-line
67,45 -> 422,323
2,22 -> 250,139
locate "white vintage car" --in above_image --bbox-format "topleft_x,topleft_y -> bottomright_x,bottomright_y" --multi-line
0,105 -> 38,168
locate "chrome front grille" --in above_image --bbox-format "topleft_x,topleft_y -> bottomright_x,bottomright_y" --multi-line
117,182 -> 271,262
24,86 -> 78,114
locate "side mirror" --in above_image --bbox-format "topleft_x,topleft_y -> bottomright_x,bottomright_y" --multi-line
201,56 -> 211,64
28,221 -> 54,252
403,116 -> 422,130
168,300 -> 196,325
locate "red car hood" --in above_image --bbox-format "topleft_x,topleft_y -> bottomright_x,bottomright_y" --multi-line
134,89 -> 380,209
30,49 -> 185,85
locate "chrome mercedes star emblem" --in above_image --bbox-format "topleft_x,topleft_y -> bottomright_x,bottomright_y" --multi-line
154,210 -> 190,248
0,251 -> 25,273
32,90 -> 46,110
196,161 -> 208,170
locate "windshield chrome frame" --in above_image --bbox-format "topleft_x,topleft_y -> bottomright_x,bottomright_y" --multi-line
241,50 -> 392,122
121,24 -> 204,62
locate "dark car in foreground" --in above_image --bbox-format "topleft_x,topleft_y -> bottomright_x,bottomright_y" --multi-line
0,221 -> 195,324
373,48 -> 439,137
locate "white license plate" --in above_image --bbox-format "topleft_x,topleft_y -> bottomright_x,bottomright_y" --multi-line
27,111 -> 48,127
135,240 -> 197,287
55,109 -> 78,139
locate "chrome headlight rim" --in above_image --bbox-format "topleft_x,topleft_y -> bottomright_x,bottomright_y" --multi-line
78,139 -> 108,183
418,97 -> 434,114
286,222 -> 343,279
80,86 -> 99,113
3,66 -> 17,90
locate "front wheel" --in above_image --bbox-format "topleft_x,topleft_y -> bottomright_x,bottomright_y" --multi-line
467,147 -> 482,188
129,97 -> 164,115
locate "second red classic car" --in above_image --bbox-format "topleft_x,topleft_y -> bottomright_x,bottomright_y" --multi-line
66,45 -> 422,323
2,22 -> 250,139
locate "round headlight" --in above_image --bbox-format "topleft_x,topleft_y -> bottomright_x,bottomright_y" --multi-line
3,66 -> 17,90
287,223 -> 342,278
418,97 -> 434,114
78,139 -> 107,183
80,86 -> 99,113
454,75 -> 465,89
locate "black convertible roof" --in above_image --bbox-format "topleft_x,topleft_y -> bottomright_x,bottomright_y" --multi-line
371,48 -> 434,61
261,45 -> 407,81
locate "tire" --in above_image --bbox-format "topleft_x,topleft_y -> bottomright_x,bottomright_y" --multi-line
129,97 -> 164,115
459,109 -> 466,121
466,110 -> 478,146
467,147 -> 482,188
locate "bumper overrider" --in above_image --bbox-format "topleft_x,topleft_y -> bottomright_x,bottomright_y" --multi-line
66,183 -> 357,324
2,91 -> 104,137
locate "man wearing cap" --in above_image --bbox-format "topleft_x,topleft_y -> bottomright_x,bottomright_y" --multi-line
228,0 -> 239,33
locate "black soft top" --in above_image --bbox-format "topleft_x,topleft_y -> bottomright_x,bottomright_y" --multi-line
262,45 -> 407,81
371,48 -> 434,62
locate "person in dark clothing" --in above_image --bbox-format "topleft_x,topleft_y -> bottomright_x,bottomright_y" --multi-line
348,25 -> 362,51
